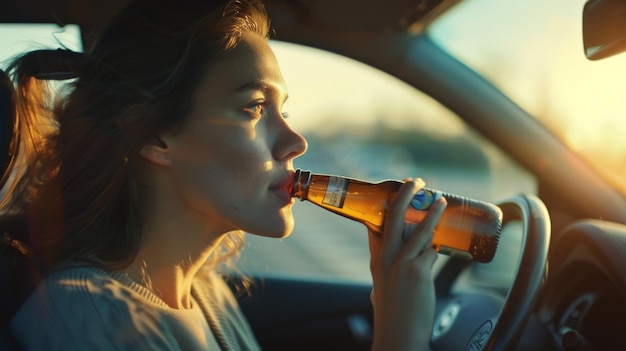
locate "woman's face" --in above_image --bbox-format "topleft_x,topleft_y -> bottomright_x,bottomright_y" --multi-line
159,31 -> 307,238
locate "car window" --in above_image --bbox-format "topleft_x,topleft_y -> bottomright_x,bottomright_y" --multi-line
238,41 -> 537,282
0,24 -> 82,69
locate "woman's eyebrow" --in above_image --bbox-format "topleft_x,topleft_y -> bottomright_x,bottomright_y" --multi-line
234,80 -> 271,93
234,80 -> 287,99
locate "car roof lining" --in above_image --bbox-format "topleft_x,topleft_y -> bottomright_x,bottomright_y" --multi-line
0,0 -> 461,50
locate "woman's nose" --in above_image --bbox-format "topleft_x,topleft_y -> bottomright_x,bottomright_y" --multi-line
273,119 -> 308,162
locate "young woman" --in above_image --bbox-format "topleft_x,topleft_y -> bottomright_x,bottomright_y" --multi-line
3,0 -> 446,349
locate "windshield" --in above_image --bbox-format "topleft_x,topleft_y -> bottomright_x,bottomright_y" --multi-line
428,0 -> 626,197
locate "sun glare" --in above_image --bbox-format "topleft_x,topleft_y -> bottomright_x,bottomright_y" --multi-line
430,0 -> 626,195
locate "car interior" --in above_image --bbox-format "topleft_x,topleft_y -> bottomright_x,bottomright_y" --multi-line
1,0 -> 626,350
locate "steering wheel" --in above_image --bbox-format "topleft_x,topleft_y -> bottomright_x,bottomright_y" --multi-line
429,194 -> 550,351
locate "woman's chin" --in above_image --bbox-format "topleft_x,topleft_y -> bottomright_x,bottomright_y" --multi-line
250,221 -> 294,239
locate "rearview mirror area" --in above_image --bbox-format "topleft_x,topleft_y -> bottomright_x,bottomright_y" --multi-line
583,0 -> 626,60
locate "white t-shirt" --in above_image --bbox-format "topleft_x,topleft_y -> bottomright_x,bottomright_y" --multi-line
10,265 -> 260,351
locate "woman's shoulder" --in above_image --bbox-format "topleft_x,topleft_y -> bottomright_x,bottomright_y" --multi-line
18,265 -> 122,307
20,264 -> 168,309
9,265 -> 175,350
13,264 -> 178,322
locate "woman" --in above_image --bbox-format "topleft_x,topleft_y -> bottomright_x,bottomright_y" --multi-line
3,0 -> 446,349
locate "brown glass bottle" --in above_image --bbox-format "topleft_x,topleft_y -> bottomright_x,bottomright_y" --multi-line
291,169 -> 502,263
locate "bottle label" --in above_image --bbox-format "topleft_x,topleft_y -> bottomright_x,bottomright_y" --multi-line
410,189 -> 442,210
322,176 -> 348,208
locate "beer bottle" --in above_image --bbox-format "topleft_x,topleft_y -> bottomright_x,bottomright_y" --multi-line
291,169 -> 502,263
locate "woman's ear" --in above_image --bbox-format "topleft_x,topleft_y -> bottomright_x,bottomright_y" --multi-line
139,136 -> 172,167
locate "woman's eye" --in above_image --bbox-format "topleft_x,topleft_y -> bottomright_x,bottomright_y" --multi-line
243,103 -> 265,118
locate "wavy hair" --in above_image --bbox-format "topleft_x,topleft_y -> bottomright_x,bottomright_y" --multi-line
2,0 -> 270,275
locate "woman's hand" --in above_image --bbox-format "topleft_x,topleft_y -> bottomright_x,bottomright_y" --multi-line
368,178 -> 447,351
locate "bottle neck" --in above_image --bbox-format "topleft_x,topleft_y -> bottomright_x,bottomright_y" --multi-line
291,169 -> 312,200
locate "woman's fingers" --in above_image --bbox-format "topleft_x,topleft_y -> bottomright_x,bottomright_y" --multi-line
399,197 -> 447,262
382,178 -> 425,261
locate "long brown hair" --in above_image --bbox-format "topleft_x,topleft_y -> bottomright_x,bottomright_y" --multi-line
2,0 -> 270,274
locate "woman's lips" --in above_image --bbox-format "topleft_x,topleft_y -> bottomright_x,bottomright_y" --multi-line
270,174 -> 295,204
